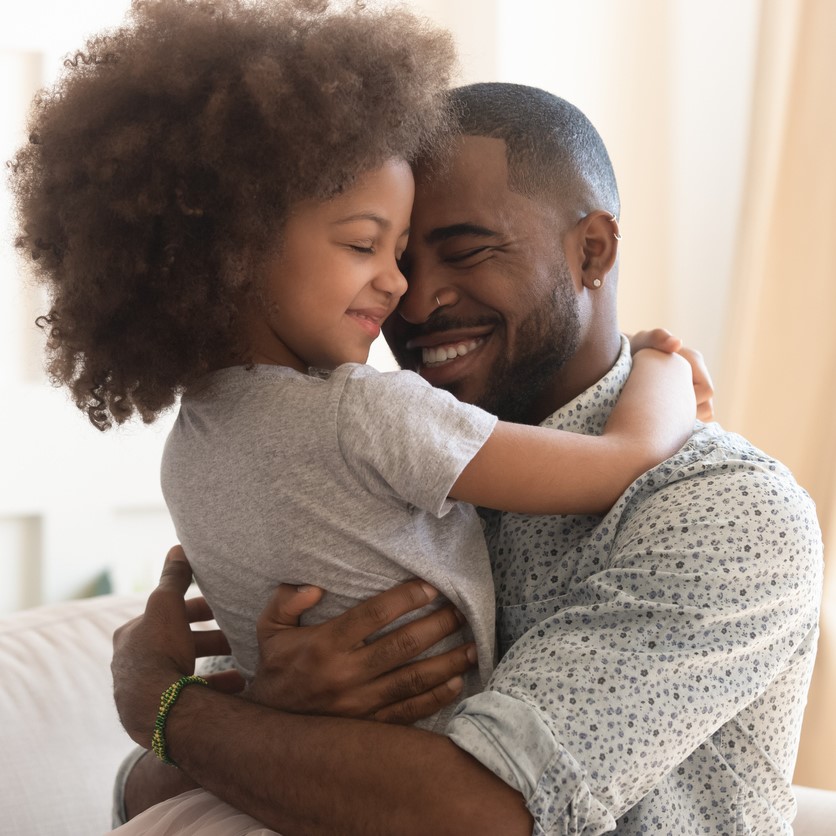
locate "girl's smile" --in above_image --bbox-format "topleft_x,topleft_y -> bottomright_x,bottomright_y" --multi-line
246,158 -> 414,373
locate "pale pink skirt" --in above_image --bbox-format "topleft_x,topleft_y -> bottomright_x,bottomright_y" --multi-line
108,788 -> 280,835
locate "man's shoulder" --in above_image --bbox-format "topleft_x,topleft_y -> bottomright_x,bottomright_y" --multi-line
618,420 -> 822,559
655,421 -> 802,490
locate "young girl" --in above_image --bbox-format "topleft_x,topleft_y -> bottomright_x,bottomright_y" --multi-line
12,1 -> 695,831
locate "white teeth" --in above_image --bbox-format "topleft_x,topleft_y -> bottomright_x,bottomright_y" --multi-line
422,339 -> 482,366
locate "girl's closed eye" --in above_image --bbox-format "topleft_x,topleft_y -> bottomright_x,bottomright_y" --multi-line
347,242 -> 375,254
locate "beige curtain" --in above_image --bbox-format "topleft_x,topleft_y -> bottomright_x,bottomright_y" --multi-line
720,0 -> 836,790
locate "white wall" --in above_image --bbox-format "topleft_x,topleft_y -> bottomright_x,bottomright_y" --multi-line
0,0 -> 761,612
493,0 -> 759,356
1,1 -> 183,612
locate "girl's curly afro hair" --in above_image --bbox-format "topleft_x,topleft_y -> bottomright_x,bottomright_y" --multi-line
10,0 -> 456,430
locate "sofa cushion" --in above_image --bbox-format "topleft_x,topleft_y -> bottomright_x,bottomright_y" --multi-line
0,595 -> 144,835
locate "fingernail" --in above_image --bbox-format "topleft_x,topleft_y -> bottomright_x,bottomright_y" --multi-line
296,585 -> 319,594
466,645 -> 477,664
420,582 -> 439,601
447,675 -> 464,693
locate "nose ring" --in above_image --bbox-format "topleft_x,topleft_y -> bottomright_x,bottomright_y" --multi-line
434,295 -> 441,308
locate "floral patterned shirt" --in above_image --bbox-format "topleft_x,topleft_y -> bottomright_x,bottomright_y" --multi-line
447,337 -> 823,835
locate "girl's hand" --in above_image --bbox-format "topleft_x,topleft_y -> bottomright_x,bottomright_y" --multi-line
629,329 -> 715,422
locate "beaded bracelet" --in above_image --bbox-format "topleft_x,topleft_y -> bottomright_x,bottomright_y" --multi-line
151,675 -> 209,766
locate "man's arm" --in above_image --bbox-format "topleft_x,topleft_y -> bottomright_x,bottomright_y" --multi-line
165,686 -> 532,836
446,444 -> 823,831
112,549 -> 533,835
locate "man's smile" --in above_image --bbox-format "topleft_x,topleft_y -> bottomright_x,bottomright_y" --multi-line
403,324 -> 495,374
420,337 -> 485,367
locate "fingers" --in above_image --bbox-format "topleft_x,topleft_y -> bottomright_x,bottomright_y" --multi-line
629,328 -> 682,355
358,604 -> 464,675
372,676 -> 465,725
262,584 -> 324,631
360,643 -> 479,724
154,545 -> 193,597
184,596 -> 215,623
301,637 -> 475,722
205,668 -> 246,694
193,628 -> 232,658
318,580 -> 439,650
371,641 -> 476,706
248,580 -> 463,721
677,346 -> 715,419
697,398 -> 715,422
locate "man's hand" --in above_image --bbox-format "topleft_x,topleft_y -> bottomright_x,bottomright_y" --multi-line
112,555 -> 530,836
111,545 -> 236,746
246,580 -> 477,724
629,328 -> 715,421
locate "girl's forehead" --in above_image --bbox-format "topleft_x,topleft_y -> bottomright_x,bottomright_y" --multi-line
285,160 -> 415,232
316,160 -> 415,214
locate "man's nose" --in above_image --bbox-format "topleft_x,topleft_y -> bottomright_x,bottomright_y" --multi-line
396,284 -> 437,324
396,264 -> 454,324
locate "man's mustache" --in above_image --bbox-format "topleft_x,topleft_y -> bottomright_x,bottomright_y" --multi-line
390,312 -> 500,342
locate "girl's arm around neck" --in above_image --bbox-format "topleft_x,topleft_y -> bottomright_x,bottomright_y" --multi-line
450,349 -> 696,516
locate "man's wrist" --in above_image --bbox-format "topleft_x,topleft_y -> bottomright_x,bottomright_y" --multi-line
122,748 -> 200,821
161,682 -> 239,775
151,675 -> 210,765
112,663 -> 189,746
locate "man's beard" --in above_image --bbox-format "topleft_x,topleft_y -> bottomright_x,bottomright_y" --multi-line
389,262 -> 581,424
473,269 -> 580,424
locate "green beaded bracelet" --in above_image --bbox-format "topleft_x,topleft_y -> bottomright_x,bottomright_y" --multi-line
151,675 -> 209,766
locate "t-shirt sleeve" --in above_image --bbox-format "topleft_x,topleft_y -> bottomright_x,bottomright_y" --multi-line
334,365 -> 497,516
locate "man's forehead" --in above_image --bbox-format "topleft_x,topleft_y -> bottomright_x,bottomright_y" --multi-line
417,135 -> 509,192
412,135 -> 550,237
413,136 -> 513,223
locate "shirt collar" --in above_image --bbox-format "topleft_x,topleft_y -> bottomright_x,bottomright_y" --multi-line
539,334 -> 632,436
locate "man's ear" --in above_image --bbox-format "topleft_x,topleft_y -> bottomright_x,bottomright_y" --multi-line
572,211 -> 620,290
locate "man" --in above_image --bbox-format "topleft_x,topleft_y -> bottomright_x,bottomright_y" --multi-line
111,83 -> 822,834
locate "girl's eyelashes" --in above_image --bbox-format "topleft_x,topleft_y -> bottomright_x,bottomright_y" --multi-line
346,243 -> 408,261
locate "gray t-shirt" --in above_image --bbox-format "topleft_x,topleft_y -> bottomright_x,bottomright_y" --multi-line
162,362 -> 498,732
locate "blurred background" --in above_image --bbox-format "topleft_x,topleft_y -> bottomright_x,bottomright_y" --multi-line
1,0 -> 833,788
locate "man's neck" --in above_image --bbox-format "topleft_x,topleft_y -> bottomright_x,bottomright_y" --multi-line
522,326 -> 622,425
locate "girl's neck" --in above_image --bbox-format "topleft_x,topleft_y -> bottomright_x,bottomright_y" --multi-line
237,301 -> 308,373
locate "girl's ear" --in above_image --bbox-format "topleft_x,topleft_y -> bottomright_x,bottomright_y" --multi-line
573,211 -> 620,290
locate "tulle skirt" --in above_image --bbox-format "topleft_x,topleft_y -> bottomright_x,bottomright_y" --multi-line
108,788 -> 281,835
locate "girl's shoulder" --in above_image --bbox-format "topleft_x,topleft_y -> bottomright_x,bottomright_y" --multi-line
333,362 -> 494,438
330,362 -> 430,389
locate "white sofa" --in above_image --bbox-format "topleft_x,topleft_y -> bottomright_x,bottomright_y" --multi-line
1,595 -> 834,835
0,595 -> 144,835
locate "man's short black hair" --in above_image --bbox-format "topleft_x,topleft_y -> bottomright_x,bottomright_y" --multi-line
450,82 -> 620,221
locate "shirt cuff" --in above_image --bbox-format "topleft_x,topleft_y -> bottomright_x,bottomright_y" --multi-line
447,691 -> 615,835
447,691 -> 555,796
